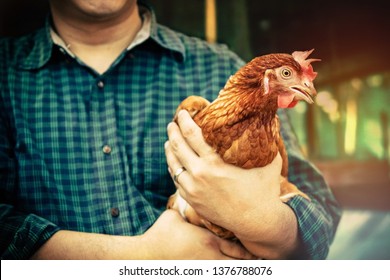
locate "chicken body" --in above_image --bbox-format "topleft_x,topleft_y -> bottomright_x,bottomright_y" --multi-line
167,50 -> 319,238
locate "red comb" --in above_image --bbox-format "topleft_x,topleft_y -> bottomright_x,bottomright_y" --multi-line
292,49 -> 321,81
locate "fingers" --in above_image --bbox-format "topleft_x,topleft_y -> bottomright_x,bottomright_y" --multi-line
166,121 -> 199,170
164,139 -> 194,202
218,239 -> 257,260
166,110 -> 217,178
175,110 -> 215,157
165,139 -> 191,186
152,211 -> 252,260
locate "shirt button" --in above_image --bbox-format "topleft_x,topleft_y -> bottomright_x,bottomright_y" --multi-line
110,207 -> 120,217
97,81 -> 104,88
102,145 -> 112,154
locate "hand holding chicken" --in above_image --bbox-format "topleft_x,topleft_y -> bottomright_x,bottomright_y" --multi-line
165,50 -> 319,258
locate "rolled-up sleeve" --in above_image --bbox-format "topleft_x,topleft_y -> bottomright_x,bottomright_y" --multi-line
0,99 -> 60,259
0,205 -> 60,259
279,110 -> 341,259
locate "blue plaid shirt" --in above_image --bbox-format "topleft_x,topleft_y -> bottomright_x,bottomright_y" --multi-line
0,5 -> 340,259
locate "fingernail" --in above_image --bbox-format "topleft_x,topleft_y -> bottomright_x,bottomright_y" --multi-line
177,110 -> 188,119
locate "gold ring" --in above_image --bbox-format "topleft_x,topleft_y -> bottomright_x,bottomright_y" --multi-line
173,167 -> 186,183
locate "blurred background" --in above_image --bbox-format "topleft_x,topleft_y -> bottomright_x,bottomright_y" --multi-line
1,0 -> 389,259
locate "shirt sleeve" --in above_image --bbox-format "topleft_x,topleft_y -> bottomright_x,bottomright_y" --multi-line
0,205 -> 60,259
0,95 -> 60,259
278,110 -> 342,259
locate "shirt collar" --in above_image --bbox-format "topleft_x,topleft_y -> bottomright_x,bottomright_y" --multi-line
19,2 -> 185,70
18,17 -> 54,70
145,3 -> 186,60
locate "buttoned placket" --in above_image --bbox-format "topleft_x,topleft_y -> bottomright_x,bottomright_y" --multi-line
91,75 -> 127,228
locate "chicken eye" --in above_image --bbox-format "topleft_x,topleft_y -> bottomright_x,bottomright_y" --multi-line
281,68 -> 292,78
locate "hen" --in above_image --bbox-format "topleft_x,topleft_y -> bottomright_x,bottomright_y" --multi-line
167,49 -> 319,238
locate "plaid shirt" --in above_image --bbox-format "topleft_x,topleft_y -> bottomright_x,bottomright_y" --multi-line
0,6 -> 340,259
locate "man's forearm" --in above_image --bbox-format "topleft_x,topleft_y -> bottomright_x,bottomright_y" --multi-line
31,210 -> 256,260
31,230 -> 147,260
236,200 -> 299,259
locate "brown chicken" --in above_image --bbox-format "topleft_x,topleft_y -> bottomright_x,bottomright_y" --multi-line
167,49 -> 319,238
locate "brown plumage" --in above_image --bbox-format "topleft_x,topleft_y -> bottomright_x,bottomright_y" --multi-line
167,50 -> 319,238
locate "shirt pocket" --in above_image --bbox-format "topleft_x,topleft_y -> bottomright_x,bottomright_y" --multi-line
141,136 -> 176,209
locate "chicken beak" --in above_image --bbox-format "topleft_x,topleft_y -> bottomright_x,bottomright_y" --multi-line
290,81 -> 317,104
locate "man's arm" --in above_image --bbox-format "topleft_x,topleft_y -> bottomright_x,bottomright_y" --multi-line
32,210 -> 255,260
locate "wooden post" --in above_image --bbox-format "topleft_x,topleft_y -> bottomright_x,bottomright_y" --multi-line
205,0 -> 217,43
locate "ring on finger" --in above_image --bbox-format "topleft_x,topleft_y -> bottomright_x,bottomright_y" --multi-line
173,167 -> 186,184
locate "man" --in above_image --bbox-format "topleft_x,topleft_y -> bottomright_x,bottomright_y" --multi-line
0,0 -> 340,259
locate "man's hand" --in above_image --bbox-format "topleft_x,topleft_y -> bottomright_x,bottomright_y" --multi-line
142,210 -> 255,260
165,110 -> 281,236
165,110 -> 299,259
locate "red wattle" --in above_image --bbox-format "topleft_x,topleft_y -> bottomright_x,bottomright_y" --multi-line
288,100 -> 298,108
278,94 -> 295,108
